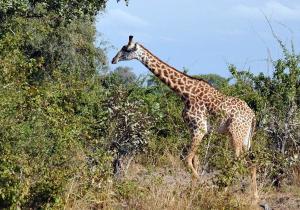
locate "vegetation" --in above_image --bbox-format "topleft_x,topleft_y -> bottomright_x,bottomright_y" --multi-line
0,0 -> 299,209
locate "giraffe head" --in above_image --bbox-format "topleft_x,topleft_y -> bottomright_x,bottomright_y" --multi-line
111,35 -> 141,64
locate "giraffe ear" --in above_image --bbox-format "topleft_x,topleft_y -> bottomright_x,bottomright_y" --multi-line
128,35 -> 133,46
133,43 -> 138,50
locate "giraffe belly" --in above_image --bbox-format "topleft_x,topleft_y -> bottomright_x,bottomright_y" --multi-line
216,118 -> 231,134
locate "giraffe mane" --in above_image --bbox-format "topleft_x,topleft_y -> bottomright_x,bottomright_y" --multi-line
139,44 -> 215,88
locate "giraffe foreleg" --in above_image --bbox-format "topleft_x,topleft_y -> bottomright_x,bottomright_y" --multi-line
186,128 -> 207,179
192,154 -> 200,172
182,104 -> 208,179
186,136 -> 201,179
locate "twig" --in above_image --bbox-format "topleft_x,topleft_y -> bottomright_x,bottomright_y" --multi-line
9,28 -> 15,35
201,135 -> 212,175
64,176 -> 76,209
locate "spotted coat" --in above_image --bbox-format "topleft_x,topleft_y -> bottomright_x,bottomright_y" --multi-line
112,38 -> 256,179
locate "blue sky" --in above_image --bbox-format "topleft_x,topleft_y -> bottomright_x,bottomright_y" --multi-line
96,0 -> 300,78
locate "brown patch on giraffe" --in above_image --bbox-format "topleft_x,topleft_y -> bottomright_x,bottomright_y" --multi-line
149,63 -> 156,69
177,79 -> 184,86
187,80 -> 193,85
163,70 -> 168,77
178,85 -> 184,92
191,86 -> 198,94
157,69 -> 163,76
198,91 -> 204,98
173,72 -> 179,77
185,85 -> 191,92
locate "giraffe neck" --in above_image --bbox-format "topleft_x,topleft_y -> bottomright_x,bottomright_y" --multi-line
137,45 -> 198,96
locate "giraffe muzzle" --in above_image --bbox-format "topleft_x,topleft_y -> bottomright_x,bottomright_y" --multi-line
111,57 -> 118,64
112,52 -> 122,64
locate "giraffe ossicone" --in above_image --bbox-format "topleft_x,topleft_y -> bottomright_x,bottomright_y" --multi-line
112,35 -> 258,200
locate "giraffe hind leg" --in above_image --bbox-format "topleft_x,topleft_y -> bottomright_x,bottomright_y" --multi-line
228,121 -> 246,157
228,122 -> 259,200
229,122 -> 252,155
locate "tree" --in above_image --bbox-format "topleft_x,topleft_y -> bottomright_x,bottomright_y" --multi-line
0,1 -> 114,86
0,0 -> 127,208
195,74 -> 229,89
0,0 -> 106,22
112,66 -> 137,84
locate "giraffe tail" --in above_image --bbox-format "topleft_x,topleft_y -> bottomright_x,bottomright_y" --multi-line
250,116 -> 256,140
246,116 -> 259,201
249,116 -> 259,201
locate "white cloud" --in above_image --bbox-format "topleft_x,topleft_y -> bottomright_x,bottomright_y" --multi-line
101,9 -> 149,27
232,1 -> 300,20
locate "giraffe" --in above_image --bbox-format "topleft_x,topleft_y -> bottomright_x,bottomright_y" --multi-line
112,36 -> 258,199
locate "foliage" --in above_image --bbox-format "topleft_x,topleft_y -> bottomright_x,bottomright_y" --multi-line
112,66 -> 137,84
0,17 -> 106,86
0,75 -> 114,208
0,0 -> 106,22
103,77 -> 152,174
195,73 -> 230,89
0,0 -> 115,208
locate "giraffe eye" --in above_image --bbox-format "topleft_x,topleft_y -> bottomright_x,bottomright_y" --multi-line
122,46 -> 131,52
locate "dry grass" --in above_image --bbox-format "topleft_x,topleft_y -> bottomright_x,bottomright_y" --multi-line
63,153 -> 300,210
292,165 -> 300,186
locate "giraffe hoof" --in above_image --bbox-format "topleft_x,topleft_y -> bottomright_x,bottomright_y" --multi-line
190,171 -> 201,181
